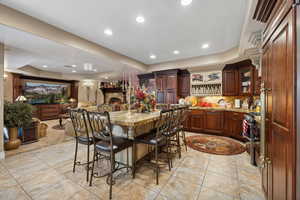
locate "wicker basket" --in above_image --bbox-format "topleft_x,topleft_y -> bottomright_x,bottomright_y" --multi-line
39,123 -> 48,138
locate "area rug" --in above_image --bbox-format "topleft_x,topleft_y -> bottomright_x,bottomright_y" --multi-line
186,135 -> 246,155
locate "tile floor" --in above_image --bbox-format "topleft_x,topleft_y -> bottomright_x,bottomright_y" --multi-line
0,132 -> 265,200
5,120 -> 73,157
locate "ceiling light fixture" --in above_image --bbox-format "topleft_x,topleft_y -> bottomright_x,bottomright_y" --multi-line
181,0 -> 193,6
202,43 -> 209,49
71,64 -> 77,68
43,65 -> 48,68
136,16 -> 145,23
173,50 -> 180,55
150,54 -> 157,59
72,70 -> 77,73
104,28 -> 113,36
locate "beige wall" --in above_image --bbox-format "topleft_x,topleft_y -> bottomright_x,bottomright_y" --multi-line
0,43 -> 4,159
78,80 -> 104,105
3,72 -> 13,102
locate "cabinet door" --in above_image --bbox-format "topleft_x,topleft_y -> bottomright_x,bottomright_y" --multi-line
156,91 -> 165,104
165,89 -> 176,104
190,110 -> 205,132
183,110 -> 191,131
165,75 -> 177,90
222,70 -> 238,96
178,75 -> 190,97
205,111 -> 224,134
223,111 -> 233,137
268,9 -> 295,200
231,112 -> 244,140
156,76 -> 165,91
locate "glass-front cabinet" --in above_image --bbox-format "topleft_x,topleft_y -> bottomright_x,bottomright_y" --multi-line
238,66 -> 254,96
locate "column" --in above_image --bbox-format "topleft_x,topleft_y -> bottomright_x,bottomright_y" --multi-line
0,43 -> 4,159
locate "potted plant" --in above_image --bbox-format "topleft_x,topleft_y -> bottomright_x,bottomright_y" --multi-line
4,101 -> 33,150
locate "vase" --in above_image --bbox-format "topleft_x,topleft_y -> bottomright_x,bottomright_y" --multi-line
4,127 -> 21,150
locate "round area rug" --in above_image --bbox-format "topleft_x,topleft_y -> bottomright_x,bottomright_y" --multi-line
186,135 -> 246,155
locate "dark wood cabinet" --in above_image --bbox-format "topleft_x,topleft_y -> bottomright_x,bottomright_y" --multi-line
178,71 -> 190,98
190,110 -> 205,132
204,111 -> 224,134
222,60 -> 258,96
139,69 -> 190,104
231,112 -> 245,140
223,111 -> 245,140
32,104 -> 61,121
257,2 -> 296,198
222,69 -> 238,96
186,109 -> 245,141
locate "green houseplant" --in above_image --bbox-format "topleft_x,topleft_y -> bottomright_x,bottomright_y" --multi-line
4,101 -> 33,150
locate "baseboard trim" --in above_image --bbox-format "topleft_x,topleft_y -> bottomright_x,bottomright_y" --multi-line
0,151 -> 5,160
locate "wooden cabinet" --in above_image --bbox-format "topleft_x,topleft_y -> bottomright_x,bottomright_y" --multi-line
32,104 -> 62,121
178,71 -> 190,98
139,69 -> 189,103
258,3 -> 296,199
204,111 -> 224,134
190,110 -> 205,132
222,69 -> 237,96
185,109 -> 245,141
222,60 -> 258,96
223,111 -> 245,140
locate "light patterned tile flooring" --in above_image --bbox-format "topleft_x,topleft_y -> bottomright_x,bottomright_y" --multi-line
0,132 -> 265,200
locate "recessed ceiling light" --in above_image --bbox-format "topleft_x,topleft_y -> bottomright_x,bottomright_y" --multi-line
150,54 -> 157,59
136,16 -> 145,23
104,28 -> 113,36
173,50 -> 180,55
72,70 -> 76,73
71,64 -> 77,68
93,69 -> 97,72
202,43 -> 209,49
181,0 -> 192,6
104,76 -> 109,79
43,65 -> 48,68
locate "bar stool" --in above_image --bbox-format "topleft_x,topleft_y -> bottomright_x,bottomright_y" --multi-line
134,109 -> 173,184
178,107 -> 189,152
69,109 -> 97,182
164,108 -> 182,163
87,111 -> 134,200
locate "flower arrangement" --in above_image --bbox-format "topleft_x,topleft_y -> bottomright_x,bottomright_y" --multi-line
132,88 -> 156,112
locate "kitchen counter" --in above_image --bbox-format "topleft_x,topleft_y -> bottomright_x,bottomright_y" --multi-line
188,106 -> 256,114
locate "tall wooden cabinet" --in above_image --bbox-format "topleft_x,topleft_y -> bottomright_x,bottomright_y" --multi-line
138,69 -> 190,104
222,60 -> 260,96
256,1 -> 296,199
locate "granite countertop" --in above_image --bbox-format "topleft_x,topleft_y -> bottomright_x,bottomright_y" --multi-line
109,110 -> 161,127
189,106 -> 256,113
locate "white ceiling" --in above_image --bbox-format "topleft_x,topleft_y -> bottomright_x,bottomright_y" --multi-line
0,0 -> 247,65
0,25 -> 138,76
